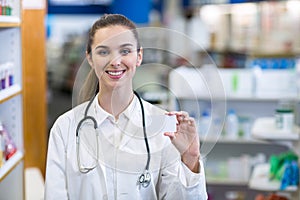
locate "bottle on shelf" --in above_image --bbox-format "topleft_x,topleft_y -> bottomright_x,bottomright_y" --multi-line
0,62 -> 15,91
1,0 -> 6,16
225,109 -> 239,139
0,70 -> 4,90
198,110 -> 211,137
1,0 -> 12,16
0,0 -> 2,16
238,116 -> 251,139
296,57 -> 300,98
0,133 -> 4,167
275,100 -> 295,132
0,121 -> 17,161
7,62 -> 14,87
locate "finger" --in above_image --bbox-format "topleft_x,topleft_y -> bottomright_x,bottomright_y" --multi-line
178,111 -> 189,118
187,117 -> 196,126
165,111 -> 180,116
181,116 -> 194,125
176,111 -> 189,122
164,132 -> 176,140
165,111 -> 176,115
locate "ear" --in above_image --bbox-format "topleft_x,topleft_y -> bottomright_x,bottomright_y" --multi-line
136,47 -> 143,67
86,51 -> 94,68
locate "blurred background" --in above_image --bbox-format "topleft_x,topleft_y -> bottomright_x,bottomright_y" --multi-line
1,0 -> 300,199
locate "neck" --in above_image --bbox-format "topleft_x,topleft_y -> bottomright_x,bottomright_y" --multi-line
98,86 -> 134,118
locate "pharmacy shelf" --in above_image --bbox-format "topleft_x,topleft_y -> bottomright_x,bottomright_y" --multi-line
0,1 -> 23,199
249,163 -> 298,192
207,177 -> 248,186
178,96 -> 300,102
0,15 -> 21,25
0,85 -> 22,103
200,136 -> 268,144
225,96 -> 299,102
0,151 -> 24,182
251,118 -> 300,141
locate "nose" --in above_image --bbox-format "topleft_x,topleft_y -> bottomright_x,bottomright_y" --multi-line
109,54 -> 121,67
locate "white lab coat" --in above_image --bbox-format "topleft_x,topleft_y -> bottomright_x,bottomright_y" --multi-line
44,94 -> 208,200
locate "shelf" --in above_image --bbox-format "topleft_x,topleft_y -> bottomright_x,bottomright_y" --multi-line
207,177 -> 248,186
178,95 -> 300,102
251,118 -> 300,141
0,85 -> 22,103
226,96 -> 299,102
200,136 -> 268,144
249,163 -> 298,192
207,48 -> 298,58
0,16 -> 21,27
0,151 -> 24,182
0,1 -> 25,199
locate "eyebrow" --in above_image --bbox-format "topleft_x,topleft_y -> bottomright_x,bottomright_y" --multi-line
120,43 -> 134,48
95,43 -> 134,50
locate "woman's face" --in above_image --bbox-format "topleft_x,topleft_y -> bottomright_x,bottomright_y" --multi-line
87,25 -> 143,90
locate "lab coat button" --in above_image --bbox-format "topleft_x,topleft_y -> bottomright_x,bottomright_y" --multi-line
102,194 -> 108,200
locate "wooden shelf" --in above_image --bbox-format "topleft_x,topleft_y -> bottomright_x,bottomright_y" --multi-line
0,16 -> 21,27
0,85 -> 22,103
0,151 -> 24,182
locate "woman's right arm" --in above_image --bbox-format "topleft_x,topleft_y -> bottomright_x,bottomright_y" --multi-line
44,120 -> 69,200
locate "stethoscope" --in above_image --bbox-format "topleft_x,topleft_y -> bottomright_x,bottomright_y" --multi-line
76,91 -> 151,188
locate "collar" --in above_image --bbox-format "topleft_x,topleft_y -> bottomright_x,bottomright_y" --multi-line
92,93 -> 141,126
122,95 -> 139,120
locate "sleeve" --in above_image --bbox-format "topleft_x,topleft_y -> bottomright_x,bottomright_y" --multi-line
158,145 -> 208,200
44,119 -> 69,200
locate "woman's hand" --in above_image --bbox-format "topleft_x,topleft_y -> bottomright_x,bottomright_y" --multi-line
164,111 -> 200,173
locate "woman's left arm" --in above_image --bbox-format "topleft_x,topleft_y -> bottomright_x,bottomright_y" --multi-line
164,111 -> 200,173
161,112 -> 208,199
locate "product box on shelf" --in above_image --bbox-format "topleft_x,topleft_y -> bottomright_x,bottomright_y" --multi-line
254,69 -> 297,98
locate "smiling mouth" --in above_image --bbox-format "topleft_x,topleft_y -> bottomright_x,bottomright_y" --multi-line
106,70 -> 126,77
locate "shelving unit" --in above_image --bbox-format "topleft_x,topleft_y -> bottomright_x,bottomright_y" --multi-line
201,136 -> 268,145
0,0 -> 24,199
0,151 -> 23,181
250,118 -> 300,200
0,16 -> 20,24
252,117 -> 300,141
207,177 -> 248,186
168,65 -> 300,199
171,97 -> 299,199
162,0 -> 300,199
249,163 -> 298,192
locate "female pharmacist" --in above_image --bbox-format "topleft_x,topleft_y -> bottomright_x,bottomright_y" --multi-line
44,14 -> 207,200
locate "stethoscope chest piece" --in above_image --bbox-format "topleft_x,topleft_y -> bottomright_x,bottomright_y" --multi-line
138,170 -> 151,188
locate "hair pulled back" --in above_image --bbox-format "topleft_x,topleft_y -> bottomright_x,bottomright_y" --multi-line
78,14 -> 140,104
86,14 -> 140,54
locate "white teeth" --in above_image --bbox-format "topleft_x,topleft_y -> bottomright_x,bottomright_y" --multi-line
107,71 -> 123,76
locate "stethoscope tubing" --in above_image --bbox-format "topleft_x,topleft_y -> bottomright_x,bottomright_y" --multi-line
133,91 -> 150,172
75,91 -> 151,187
